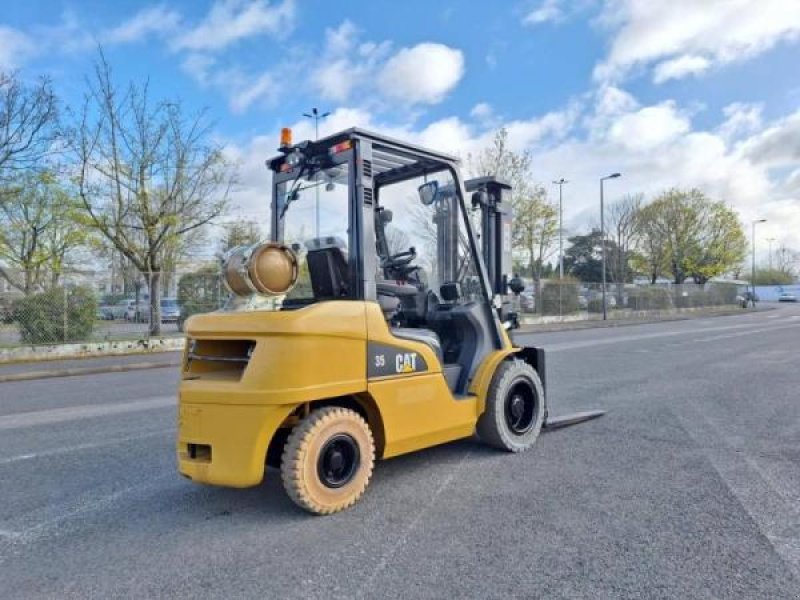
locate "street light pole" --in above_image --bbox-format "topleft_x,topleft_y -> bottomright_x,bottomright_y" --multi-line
751,219 -> 767,304
302,107 -> 331,238
552,178 -> 568,279
600,173 -> 622,321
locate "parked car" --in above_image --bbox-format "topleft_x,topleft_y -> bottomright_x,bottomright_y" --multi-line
125,300 -> 139,321
519,286 -> 535,312
97,305 -> 115,320
107,299 -> 133,320
131,297 -> 181,323
778,292 -> 797,302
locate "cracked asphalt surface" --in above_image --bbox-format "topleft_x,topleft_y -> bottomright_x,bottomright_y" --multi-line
1,304 -> 799,599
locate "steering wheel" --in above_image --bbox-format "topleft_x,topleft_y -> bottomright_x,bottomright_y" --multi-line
380,247 -> 417,270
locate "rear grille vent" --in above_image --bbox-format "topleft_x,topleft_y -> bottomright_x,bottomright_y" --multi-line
362,159 -> 373,178
185,339 -> 254,381
363,187 -> 374,204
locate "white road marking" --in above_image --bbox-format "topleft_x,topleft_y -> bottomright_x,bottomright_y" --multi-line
357,449 -> 474,599
673,398 -> 800,578
0,396 -> 175,431
1,474 -> 173,545
693,323 -> 800,343
0,428 -> 174,465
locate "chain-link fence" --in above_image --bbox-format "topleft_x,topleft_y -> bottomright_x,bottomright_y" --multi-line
513,280 -> 751,324
0,271 -> 227,350
0,272 -> 752,351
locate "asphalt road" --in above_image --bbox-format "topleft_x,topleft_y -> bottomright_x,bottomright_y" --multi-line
1,304 -> 799,599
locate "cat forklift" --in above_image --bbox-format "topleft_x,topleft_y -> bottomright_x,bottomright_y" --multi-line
177,127 -> 603,514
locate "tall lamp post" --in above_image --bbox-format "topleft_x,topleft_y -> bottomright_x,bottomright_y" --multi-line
751,219 -> 767,303
600,173 -> 622,320
302,107 -> 331,238
552,178 -> 568,279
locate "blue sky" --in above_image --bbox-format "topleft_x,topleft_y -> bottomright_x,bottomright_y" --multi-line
2,0 -> 800,255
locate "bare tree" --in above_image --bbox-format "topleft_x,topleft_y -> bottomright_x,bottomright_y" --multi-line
72,53 -> 235,334
605,194 -> 642,283
774,245 -> 799,277
384,224 -> 410,256
0,72 -> 59,178
218,219 -> 262,257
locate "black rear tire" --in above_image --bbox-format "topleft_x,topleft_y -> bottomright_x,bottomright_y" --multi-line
477,359 -> 545,452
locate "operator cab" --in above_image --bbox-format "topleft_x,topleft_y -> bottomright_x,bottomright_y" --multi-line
266,128 -> 507,393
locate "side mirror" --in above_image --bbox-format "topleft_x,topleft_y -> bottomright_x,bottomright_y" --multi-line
509,276 -> 525,295
379,209 -> 393,224
418,181 -> 439,206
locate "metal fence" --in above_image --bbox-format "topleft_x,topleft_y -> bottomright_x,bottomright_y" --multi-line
0,274 -> 751,351
513,280 -> 750,324
0,272 -> 226,349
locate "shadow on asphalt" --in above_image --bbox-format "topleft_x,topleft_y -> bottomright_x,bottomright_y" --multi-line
165,436 -> 499,523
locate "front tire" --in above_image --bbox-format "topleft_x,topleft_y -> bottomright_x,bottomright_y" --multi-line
477,359 -> 545,452
280,407 -> 375,515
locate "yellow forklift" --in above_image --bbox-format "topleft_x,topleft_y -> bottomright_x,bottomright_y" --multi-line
177,128 -> 603,514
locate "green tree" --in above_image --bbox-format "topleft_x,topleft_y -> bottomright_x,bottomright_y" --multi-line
750,268 -> 794,285
636,189 -> 745,284
514,186 -> 558,297
0,172 -> 86,294
14,285 -> 96,344
563,230 -> 622,283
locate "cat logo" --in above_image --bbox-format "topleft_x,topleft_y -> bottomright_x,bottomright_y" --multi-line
396,352 -> 418,374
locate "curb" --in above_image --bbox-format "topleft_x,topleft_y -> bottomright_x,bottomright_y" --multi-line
0,360 -> 181,384
0,337 -> 185,365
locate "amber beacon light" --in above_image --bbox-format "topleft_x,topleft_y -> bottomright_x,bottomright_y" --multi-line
279,127 -> 292,149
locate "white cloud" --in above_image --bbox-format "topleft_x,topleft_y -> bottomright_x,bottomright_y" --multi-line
523,0 -> 563,25
594,0 -> 800,83
172,0 -> 295,52
739,110 -> 800,167
103,5 -> 181,44
652,55 -> 710,83
180,52 -> 281,113
229,71 -> 278,113
718,102 -> 763,142
470,102 -> 493,120
310,21 -> 391,103
222,86 -> 800,252
607,101 -> 691,151
0,26 -> 34,70
308,25 -> 465,108
0,13 -> 94,69
378,43 -> 465,105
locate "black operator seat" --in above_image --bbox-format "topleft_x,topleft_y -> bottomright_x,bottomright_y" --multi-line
391,327 -> 442,363
377,281 -> 443,362
305,237 -> 349,300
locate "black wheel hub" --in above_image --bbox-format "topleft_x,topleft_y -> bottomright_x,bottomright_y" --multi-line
504,381 -> 537,434
317,434 -> 360,488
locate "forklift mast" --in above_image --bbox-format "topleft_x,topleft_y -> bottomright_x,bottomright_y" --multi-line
466,176 -> 514,297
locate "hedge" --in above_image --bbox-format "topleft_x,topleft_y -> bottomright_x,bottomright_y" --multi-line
14,285 -> 97,344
